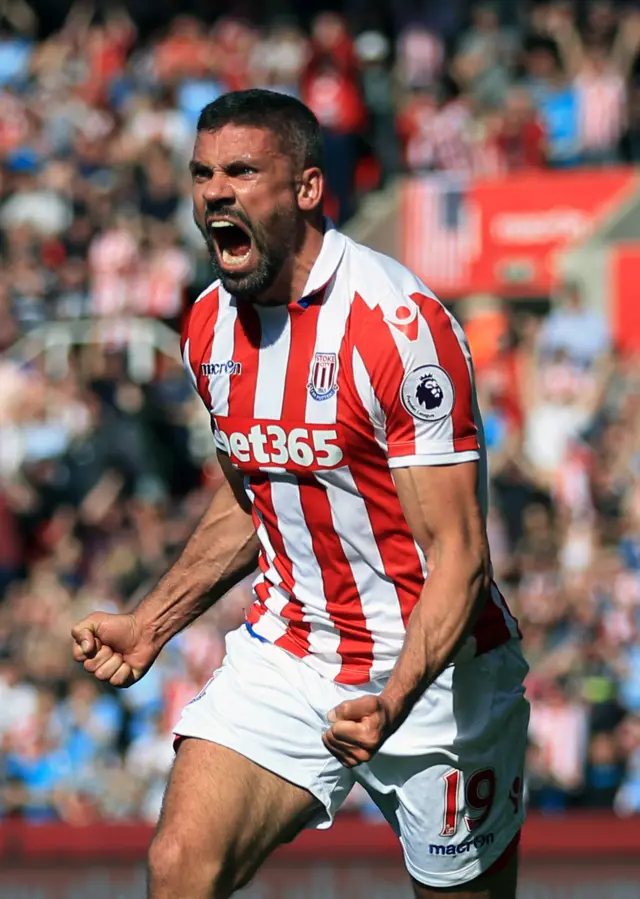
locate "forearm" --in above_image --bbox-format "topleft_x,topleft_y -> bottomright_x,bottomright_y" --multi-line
381,546 -> 490,725
133,482 -> 258,648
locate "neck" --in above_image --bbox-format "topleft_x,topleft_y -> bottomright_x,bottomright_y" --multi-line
256,218 -> 325,306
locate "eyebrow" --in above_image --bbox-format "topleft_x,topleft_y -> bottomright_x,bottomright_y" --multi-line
189,159 -> 211,176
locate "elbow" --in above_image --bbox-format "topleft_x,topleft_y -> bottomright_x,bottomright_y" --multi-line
430,536 -> 491,598
462,548 -> 492,630
462,546 -> 491,602
470,531 -> 492,589
474,557 -> 492,603
472,537 -> 491,585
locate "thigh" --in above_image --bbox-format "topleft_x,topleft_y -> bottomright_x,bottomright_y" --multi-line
173,626 -> 354,828
360,641 -> 529,891
154,737 -> 320,893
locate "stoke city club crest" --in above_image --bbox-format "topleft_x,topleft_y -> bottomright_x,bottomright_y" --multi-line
308,352 -> 339,402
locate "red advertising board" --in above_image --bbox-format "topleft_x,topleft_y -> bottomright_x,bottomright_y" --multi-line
402,169 -> 638,298
610,243 -> 640,354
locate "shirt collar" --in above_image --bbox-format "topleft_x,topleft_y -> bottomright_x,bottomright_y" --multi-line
299,219 -> 346,301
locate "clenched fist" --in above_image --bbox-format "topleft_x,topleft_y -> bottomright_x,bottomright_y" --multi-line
322,695 -> 397,768
71,612 -> 160,688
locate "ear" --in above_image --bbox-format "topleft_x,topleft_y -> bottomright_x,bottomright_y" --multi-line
297,167 -> 323,212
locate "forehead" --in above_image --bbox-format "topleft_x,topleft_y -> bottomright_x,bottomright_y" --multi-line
193,124 -> 286,167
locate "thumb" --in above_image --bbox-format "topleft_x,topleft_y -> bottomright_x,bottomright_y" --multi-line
329,696 -> 379,724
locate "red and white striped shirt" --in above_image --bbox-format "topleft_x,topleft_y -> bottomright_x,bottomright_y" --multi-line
182,226 -> 519,684
575,70 -> 626,153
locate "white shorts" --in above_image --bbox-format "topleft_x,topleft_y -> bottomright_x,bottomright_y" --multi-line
174,624 -> 530,889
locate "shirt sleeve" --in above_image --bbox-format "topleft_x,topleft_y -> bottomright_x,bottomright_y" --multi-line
355,291 -> 480,468
180,295 -> 228,455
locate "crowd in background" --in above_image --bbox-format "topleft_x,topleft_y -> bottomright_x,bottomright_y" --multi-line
0,0 -> 639,823
3,0 -> 640,327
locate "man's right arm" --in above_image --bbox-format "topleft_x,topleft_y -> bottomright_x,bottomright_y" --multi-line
134,451 -> 258,649
71,452 -> 258,686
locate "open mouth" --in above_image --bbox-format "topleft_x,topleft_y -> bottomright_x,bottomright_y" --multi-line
208,219 -> 254,270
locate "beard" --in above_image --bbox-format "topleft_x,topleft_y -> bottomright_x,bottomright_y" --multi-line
197,203 -> 300,303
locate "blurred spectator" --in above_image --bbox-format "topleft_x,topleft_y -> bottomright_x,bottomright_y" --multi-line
575,41 -> 626,165
395,24 -> 444,91
523,36 -> 581,168
355,30 -> 398,186
495,86 -> 546,170
615,714 -> 640,815
527,679 -> 588,810
301,13 -> 366,224
453,1 -> 517,111
538,282 -> 610,367
251,19 -> 308,98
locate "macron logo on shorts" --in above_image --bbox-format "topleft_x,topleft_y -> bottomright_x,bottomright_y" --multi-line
429,833 -> 495,856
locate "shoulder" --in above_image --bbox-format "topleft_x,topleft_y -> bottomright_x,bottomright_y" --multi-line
341,236 -> 438,322
194,279 -> 223,311
181,279 -> 226,356
341,236 -> 449,346
183,280 -> 226,331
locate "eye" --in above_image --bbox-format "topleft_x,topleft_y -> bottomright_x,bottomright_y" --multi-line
190,166 -> 210,183
230,165 -> 258,177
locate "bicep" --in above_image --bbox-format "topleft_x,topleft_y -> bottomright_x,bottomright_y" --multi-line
392,462 -> 487,566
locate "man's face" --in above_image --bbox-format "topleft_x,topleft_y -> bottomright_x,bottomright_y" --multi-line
190,124 -> 303,301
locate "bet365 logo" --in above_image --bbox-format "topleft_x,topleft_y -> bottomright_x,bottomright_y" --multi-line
215,417 -> 344,472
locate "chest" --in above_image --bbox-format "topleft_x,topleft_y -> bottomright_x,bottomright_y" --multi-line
196,300 -> 372,478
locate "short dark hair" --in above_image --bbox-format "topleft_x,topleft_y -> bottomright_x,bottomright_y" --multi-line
197,89 -> 324,173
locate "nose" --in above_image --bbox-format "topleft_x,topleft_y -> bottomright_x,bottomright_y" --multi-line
202,170 -> 234,205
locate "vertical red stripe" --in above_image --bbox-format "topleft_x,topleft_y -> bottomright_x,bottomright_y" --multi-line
340,301 -> 424,628
226,302 -> 304,649
252,508 -> 294,596
186,287 -> 220,409
250,478 -> 296,597
269,300 -> 324,654
351,293 -> 418,453
281,301 -> 323,418
227,302 -> 261,417
297,481 -> 374,684
250,475 -> 311,656
413,294 -> 477,451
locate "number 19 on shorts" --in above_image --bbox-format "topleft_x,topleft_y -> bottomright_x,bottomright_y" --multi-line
440,768 -> 496,837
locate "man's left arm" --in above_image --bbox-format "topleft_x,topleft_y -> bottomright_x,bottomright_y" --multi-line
323,289 -> 491,768
323,460 -> 491,768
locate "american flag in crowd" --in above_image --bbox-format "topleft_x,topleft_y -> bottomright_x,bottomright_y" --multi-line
403,176 -> 481,295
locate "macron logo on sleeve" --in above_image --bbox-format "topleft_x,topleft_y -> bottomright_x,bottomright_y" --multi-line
201,360 -> 242,377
